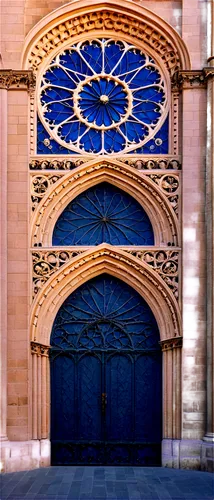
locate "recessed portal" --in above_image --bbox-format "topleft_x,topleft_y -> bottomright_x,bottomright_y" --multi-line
50,274 -> 162,465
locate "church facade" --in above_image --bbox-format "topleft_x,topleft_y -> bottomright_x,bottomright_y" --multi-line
0,0 -> 214,472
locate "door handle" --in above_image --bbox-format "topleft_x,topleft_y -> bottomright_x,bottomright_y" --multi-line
102,393 -> 107,414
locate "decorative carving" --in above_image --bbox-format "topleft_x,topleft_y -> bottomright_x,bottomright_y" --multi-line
124,158 -> 181,170
31,162 -> 179,246
147,174 -> 179,216
29,157 -> 182,171
32,248 -> 180,301
172,91 -> 179,155
31,174 -> 63,211
0,70 -> 36,90
31,341 -> 50,356
27,11 -> 180,76
123,249 -> 179,300
159,336 -> 182,351
172,70 -> 206,90
203,67 -> 214,80
31,247 -> 180,341
32,250 -> 85,297
30,158 -> 85,170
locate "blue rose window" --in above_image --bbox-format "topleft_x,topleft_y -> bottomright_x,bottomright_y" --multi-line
39,39 -> 168,154
52,182 -> 154,246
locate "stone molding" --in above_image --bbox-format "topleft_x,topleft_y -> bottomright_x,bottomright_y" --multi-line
32,248 -> 180,301
159,336 -> 182,352
22,1 -> 190,75
29,156 -> 182,171
30,244 -> 181,345
30,160 -> 179,247
0,70 -> 36,90
30,171 -> 180,217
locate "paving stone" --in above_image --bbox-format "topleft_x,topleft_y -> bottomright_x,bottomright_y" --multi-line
1,467 -> 214,500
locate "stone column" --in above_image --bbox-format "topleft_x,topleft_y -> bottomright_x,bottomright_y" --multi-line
201,0 -> 214,472
31,342 -> 51,467
161,337 -> 182,468
0,87 -> 8,444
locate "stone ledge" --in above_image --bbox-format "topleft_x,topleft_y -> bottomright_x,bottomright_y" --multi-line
162,439 -> 214,472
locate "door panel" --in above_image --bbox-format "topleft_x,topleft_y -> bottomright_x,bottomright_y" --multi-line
106,354 -> 132,441
135,354 -> 162,443
77,354 -> 102,441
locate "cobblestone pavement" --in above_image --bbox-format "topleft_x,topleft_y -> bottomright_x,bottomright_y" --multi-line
1,466 -> 213,500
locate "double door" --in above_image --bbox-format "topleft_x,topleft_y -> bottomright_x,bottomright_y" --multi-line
51,349 -> 162,465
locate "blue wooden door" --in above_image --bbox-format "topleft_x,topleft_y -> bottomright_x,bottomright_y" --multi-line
50,275 -> 162,465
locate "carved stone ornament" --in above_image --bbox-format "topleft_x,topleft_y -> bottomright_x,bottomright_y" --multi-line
123,249 -> 179,300
203,67 -> 214,80
31,246 -> 181,341
29,157 -> 182,171
27,10 -> 180,76
159,336 -> 182,351
147,174 -> 180,216
172,70 -> 207,90
0,70 -> 36,90
31,174 -> 63,211
31,341 -> 50,356
32,248 -> 180,301
30,170 -> 180,215
32,249 -> 85,297
31,161 -> 179,247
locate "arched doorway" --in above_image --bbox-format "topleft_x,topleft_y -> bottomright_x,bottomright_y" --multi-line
50,273 -> 162,465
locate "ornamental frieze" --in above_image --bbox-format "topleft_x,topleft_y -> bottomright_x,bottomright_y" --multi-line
29,157 -> 182,171
0,70 -> 36,90
32,248 -> 180,301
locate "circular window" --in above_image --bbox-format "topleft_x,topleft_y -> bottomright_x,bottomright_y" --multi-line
39,39 -> 168,154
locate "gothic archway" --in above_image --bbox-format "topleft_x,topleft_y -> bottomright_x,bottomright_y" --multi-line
50,273 -> 162,465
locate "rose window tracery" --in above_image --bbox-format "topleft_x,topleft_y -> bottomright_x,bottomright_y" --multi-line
38,39 -> 169,155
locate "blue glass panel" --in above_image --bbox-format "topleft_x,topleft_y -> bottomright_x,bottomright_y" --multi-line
106,354 -> 132,441
50,274 -> 160,351
128,115 -> 169,155
52,182 -> 154,246
77,354 -> 102,440
38,39 -> 169,154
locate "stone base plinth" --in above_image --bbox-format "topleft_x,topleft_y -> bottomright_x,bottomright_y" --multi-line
162,439 -> 214,472
201,434 -> 214,472
0,439 -> 50,473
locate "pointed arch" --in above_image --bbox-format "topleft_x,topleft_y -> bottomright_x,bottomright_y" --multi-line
30,244 -> 181,346
22,0 -> 191,73
31,159 -> 179,246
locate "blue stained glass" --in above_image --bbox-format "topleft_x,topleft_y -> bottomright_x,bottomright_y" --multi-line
50,274 -> 160,351
38,39 -> 169,155
52,182 -> 154,246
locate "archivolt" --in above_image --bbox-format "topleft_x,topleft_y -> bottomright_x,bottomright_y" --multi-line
31,159 -> 179,247
22,0 -> 191,74
30,244 -> 181,345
